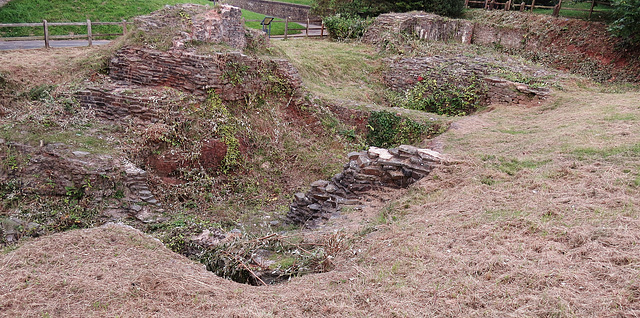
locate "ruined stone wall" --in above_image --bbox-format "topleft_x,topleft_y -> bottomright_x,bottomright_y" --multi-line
76,85 -> 184,122
224,0 -> 315,20
288,145 -> 445,226
383,55 -> 550,104
109,47 -> 301,100
134,4 -> 248,50
364,12 -> 474,45
363,12 -> 533,50
472,23 -> 528,50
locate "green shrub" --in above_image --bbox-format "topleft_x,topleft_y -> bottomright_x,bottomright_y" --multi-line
313,0 -> 464,18
366,111 -> 431,148
323,14 -> 373,40
391,74 -> 487,116
609,0 -> 640,44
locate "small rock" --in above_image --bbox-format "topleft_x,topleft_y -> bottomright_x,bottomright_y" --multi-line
72,151 -> 90,157
347,152 -> 361,160
310,180 -> 329,188
398,145 -> 418,155
368,146 -> 393,160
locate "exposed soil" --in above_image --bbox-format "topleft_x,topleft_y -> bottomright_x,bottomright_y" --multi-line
471,10 -> 640,82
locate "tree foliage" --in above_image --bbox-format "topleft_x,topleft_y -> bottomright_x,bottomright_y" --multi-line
312,0 -> 464,18
609,0 -> 640,44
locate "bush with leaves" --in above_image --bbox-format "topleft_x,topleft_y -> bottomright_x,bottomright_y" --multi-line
366,111 -> 434,148
323,14 -> 373,40
313,0 -> 464,18
609,0 -> 640,44
390,74 -> 487,117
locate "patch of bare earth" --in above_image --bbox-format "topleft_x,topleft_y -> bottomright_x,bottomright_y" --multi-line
0,45 -> 112,88
2,86 -> 640,316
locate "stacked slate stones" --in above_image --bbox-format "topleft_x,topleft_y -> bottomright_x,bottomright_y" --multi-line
287,145 -> 445,226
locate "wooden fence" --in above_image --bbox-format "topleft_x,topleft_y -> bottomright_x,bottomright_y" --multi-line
465,0 -> 611,19
245,18 -> 327,39
0,20 -> 128,48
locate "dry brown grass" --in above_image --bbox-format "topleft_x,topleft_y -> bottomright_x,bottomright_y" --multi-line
2,85 -> 640,317
0,45 -> 115,88
3,40 -> 640,317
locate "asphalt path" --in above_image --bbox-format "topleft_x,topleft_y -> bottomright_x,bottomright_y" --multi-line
0,39 -> 111,50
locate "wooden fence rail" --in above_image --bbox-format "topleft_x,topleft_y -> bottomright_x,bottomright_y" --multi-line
0,20 -> 128,48
465,0 -> 611,19
1,17 -> 324,49
244,18 -> 326,39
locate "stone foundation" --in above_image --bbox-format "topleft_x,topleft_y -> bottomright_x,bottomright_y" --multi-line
363,12 -> 529,50
383,55 -> 551,104
76,85 -> 185,122
288,145 -> 446,226
109,47 -> 301,100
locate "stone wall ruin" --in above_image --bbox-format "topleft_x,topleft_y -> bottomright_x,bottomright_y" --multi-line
384,55 -> 551,104
288,145 -> 446,226
363,12 -> 529,50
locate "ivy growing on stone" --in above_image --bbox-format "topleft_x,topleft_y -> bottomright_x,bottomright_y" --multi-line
366,110 -> 432,148
390,72 -> 487,116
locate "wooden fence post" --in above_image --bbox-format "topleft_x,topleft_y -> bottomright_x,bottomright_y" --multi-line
306,18 -> 309,37
87,19 -> 92,46
553,0 -> 563,16
465,0 -> 470,8
43,19 -> 50,48
530,0 -> 536,11
321,21 -> 324,37
122,19 -> 127,35
520,1 -> 526,11
284,17 -> 288,40
588,0 -> 596,19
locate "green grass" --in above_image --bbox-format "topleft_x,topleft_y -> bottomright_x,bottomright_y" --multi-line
273,39 -> 383,103
572,143 -> 640,159
269,0 -> 314,5
241,9 -> 302,36
0,0 -> 212,37
0,0 -> 301,37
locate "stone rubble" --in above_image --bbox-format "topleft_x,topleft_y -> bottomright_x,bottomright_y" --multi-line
287,145 -> 446,226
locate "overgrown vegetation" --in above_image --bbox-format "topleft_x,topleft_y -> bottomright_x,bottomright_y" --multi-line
366,110 -> 437,148
313,0 -> 464,17
388,73 -> 487,116
169,229 -> 348,285
323,14 -> 373,40
609,0 -> 640,44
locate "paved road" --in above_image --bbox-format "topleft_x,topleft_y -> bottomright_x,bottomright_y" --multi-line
0,39 -> 111,51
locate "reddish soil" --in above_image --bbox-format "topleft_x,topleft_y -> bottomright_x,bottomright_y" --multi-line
199,139 -> 227,170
